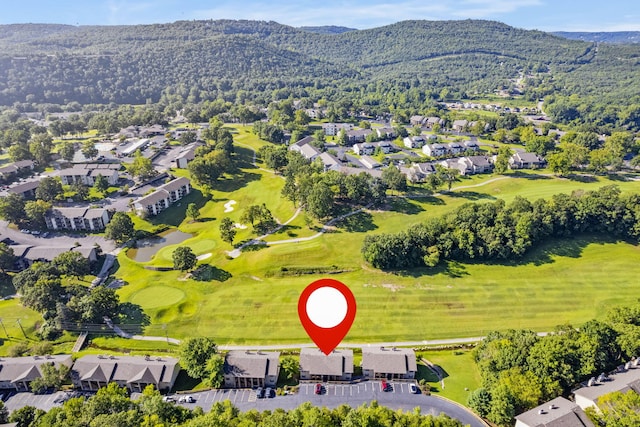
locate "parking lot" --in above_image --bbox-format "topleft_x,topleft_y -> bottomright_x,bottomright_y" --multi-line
4,382 -> 485,427
3,390 -> 72,413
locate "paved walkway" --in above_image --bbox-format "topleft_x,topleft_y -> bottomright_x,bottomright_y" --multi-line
91,249 -> 121,287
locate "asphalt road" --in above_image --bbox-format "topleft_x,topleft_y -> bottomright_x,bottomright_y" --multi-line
160,381 -> 486,427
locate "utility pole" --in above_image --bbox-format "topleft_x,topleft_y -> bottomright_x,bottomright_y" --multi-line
16,319 -> 27,338
0,318 -> 8,338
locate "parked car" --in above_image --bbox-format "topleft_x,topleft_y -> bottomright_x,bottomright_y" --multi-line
314,383 -> 323,395
409,383 -> 418,394
178,395 -> 194,403
381,380 -> 392,392
162,396 -> 175,402
31,230 -> 40,236
265,387 -> 273,398
256,387 -> 265,398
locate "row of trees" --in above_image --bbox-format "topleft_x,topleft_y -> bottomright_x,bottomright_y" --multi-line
256,148 -> 391,220
187,120 -> 237,192
362,185 -> 640,269
468,301 -> 640,426
12,255 -> 144,339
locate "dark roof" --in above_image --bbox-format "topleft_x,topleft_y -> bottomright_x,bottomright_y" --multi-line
515,396 -> 595,427
224,351 -> 280,379
160,176 -> 190,192
299,348 -> 353,376
8,180 -> 40,194
515,152 -> 544,163
574,365 -> 640,403
291,136 -> 315,147
72,355 -> 179,386
136,177 -> 190,207
466,155 -> 492,167
0,355 -> 72,384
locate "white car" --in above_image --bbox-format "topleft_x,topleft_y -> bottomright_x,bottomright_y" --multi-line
409,383 -> 418,394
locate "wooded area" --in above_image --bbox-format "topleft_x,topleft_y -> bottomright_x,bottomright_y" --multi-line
0,19 -> 639,129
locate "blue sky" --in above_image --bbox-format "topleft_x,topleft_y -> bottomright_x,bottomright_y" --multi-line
2,1 -> 639,32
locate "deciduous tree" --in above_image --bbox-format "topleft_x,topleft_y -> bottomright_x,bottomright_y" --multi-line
35,177 -> 63,202
104,212 -> 135,244
186,203 -> 200,222
219,217 -> 237,245
172,246 -> 197,272
179,337 -> 218,379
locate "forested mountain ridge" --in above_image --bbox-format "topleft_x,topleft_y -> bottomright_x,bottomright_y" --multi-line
0,19 -> 638,108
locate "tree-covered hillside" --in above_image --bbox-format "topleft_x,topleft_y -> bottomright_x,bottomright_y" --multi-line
0,19 -> 638,108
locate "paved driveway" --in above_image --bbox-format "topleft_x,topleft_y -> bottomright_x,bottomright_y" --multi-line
3,390 -> 71,413
166,381 -> 486,427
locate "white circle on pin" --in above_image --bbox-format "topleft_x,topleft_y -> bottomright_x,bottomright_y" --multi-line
306,286 -> 348,328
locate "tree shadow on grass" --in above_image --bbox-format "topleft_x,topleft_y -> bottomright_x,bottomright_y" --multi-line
173,370 -> 201,392
446,191 -> 496,201
335,212 -> 378,233
471,234 -> 621,268
606,173 -> 632,182
234,146 -> 259,170
109,258 -> 121,275
275,224 -> 301,238
150,189 -> 206,227
117,302 -> 151,335
510,171 -> 552,180
389,198 -> 425,215
192,265 -> 232,282
394,260 -> 469,278
211,171 -> 261,193
565,174 -> 599,183
194,217 -> 216,223
240,241 -> 268,252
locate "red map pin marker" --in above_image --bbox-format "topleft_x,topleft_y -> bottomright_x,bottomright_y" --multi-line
298,278 -> 356,355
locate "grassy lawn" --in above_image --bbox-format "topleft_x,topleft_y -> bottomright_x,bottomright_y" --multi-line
417,349 -> 481,404
103,131 -> 640,346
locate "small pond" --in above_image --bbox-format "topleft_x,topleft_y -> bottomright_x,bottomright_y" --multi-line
127,230 -> 192,262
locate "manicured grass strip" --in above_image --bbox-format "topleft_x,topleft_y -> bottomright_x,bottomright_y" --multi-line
129,285 -> 186,309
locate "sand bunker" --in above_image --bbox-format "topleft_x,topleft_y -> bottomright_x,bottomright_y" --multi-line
224,200 -> 237,213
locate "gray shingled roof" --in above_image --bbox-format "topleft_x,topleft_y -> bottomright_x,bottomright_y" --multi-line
136,189 -> 170,207
0,355 -> 72,384
299,348 -> 353,376
515,396 -> 595,427
73,355 -> 179,386
8,180 -> 40,194
224,351 -> 280,378
574,365 -> 640,402
361,347 -> 417,374
159,177 -> 190,193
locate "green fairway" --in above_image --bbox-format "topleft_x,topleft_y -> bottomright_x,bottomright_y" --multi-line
113,127 -> 640,345
129,285 -> 186,309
